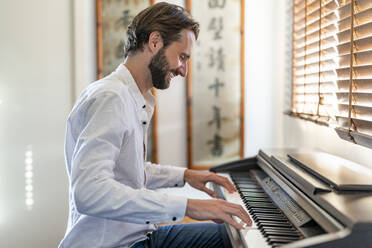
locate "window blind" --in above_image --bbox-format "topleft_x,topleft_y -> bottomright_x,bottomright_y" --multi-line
292,0 -> 338,125
291,0 -> 372,149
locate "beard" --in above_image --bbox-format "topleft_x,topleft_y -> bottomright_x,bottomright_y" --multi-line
148,47 -> 172,90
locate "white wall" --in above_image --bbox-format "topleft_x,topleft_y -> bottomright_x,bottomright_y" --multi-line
244,0 -> 277,157
73,0 -> 98,101
0,0 -> 72,247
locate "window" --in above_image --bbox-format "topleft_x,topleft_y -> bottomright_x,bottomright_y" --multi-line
291,0 -> 372,149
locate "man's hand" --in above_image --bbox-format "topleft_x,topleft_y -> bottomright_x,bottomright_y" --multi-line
184,169 -> 236,197
184,170 -> 252,229
186,199 -> 252,230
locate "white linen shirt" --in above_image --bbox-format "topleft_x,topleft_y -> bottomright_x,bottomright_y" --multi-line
59,64 -> 188,248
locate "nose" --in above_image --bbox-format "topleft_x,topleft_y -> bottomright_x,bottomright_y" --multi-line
176,62 -> 187,77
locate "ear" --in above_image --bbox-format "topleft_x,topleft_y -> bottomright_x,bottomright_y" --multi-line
147,31 -> 164,54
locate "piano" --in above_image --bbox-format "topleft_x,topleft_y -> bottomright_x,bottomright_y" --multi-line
210,148 -> 372,248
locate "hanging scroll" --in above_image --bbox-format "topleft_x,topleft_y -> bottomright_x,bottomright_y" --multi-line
96,0 -> 158,163
187,0 -> 244,169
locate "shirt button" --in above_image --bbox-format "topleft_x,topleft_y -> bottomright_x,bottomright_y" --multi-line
142,121 -> 147,125
172,217 -> 177,221
146,221 -> 150,224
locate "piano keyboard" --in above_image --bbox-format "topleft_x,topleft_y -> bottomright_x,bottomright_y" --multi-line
217,173 -> 304,248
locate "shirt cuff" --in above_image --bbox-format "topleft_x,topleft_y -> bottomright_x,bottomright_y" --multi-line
166,195 -> 188,223
168,167 -> 187,187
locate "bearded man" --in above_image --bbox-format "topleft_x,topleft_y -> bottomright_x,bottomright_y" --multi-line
59,2 -> 251,248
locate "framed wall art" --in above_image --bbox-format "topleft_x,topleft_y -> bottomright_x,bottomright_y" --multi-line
186,0 -> 245,169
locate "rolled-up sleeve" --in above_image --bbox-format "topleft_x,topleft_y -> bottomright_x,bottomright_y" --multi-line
70,92 -> 187,224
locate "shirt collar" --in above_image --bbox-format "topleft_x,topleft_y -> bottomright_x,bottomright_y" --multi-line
114,64 -> 156,112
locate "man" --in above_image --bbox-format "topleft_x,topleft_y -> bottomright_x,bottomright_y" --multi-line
59,2 -> 251,248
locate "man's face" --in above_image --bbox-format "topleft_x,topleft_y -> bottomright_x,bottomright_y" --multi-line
149,29 -> 196,90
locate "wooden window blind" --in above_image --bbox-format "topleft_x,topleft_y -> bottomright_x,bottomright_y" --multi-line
291,0 -> 372,149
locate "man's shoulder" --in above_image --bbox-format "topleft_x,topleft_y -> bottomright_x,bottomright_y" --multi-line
92,74 -> 129,96
82,73 -> 131,102
71,73 -> 132,115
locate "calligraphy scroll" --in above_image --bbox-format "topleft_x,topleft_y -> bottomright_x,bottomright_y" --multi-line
96,0 -> 158,163
187,0 -> 244,169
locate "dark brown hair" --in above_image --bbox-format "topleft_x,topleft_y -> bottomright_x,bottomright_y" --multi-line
124,2 -> 199,58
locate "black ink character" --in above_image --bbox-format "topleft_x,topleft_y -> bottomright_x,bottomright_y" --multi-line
208,105 -> 227,130
207,133 -> 224,156
208,78 -> 225,97
207,47 -> 225,71
208,0 -> 226,9
208,17 -> 223,40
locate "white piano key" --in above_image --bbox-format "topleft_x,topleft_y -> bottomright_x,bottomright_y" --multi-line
241,229 -> 272,248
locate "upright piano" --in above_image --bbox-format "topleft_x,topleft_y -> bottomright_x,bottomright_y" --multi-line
210,149 -> 372,248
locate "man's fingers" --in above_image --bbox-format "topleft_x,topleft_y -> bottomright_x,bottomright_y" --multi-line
222,214 -> 244,230
209,174 -> 236,193
234,207 -> 252,226
202,186 -> 216,197
223,202 -> 252,227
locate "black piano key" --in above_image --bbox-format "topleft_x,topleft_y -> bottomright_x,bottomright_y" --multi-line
262,229 -> 300,236
254,217 -> 287,223
268,236 -> 300,243
268,237 -> 299,244
246,205 -> 278,210
248,208 -> 281,214
257,221 -> 290,227
242,195 -> 270,200
260,227 -> 302,237
258,222 -> 292,228
268,238 -> 292,245
244,200 -> 272,205
253,213 -> 286,218
263,230 -> 299,236
239,188 -> 265,193
253,215 -> 287,221
257,220 -> 290,226
245,200 -> 273,205
241,192 -> 268,197
243,198 -> 272,203
245,200 -> 272,204
246,202 -> 276,207
260,226 -> 298,232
